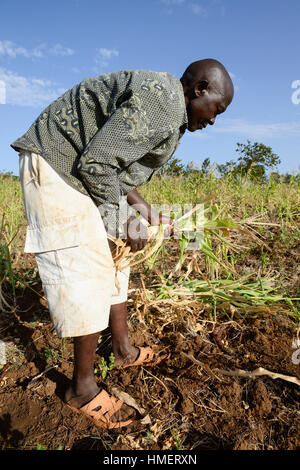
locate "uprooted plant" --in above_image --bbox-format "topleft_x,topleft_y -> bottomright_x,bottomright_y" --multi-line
108,198 -> 300,319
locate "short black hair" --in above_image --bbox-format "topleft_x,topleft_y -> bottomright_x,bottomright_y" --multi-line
181,58 -> 234,100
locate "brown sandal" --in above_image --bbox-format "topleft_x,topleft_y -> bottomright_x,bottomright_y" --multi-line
67,389 -> 136,429
122,346 -> 169,369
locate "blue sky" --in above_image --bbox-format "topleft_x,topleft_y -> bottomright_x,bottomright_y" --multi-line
1,0 -> 300,175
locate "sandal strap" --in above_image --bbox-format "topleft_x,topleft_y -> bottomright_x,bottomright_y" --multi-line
80,390 -> 134,428
81,390 -> 121,415
122,345 -> 168,369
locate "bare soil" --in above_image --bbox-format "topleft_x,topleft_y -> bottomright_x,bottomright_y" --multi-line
0,244 -> 299,451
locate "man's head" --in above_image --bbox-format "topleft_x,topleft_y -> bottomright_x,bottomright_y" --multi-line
180,59 -> 234,132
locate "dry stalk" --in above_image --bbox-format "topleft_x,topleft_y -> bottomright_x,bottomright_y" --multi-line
217,366 -> 300,386
143,368 -> 170,394
181,352 -> 222,381
107,224 -> 165,271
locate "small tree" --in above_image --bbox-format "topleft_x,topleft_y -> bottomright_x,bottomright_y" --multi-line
200,157 -> 211,176
185,159 -> 212,176
234,140 -> 281,182
185,160 -> 197,175
216,160 -> 236,177
157,156 -> 186,176
269,171 -> 281,183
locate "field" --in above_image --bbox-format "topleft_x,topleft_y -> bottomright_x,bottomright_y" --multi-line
0,170 -> 299,450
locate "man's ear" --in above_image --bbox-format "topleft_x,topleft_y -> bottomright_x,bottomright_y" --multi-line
194,80 -> 209,97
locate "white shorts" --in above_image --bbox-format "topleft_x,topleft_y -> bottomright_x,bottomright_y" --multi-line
19,151 -> 130,338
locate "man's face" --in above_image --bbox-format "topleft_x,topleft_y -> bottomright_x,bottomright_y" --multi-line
186,85 -> 231,132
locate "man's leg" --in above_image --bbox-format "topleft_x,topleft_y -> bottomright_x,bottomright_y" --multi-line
64,332 -> 100,408
109,302 -> 139,366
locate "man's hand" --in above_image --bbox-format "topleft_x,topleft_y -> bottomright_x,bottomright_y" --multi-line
125,215 -> 148,252
150,212 -> 177,237
126,189 -> 177,240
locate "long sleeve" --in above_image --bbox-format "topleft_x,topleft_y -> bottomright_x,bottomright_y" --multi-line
76,93 -> 173,234
11,70 -> 188,224
11,70 -> 188,234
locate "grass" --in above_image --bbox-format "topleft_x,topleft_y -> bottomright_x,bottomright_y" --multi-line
4,341 -> 26,369
140,173 -> 300,317
110,180 -> 299,321
141,171 -> 300,220
0,170 -> 299,451
42,346 -> 59,364
36,443 -> 63,450
1,170 -> 299,321
0,173 -> 25,250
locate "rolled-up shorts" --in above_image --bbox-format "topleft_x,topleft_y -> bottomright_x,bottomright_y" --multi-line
19,151 -> 130,338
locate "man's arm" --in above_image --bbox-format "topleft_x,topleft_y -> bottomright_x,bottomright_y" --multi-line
127,189 -> 173,226
76,103 -> 166,235
125,189 -> 174,252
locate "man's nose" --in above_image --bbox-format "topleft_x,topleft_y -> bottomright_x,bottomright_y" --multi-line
208,117 -> 216,125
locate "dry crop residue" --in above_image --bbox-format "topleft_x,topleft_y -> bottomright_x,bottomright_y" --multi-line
0,263 -> 299,450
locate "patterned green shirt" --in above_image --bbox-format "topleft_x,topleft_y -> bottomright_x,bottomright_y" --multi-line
11,69 -> 188,233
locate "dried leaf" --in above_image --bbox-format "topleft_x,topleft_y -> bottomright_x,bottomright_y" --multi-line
111,387 -> 151,423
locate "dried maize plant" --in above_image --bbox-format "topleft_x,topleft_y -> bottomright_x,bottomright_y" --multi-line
108,197 -> 267,279
107,198 -> 300,316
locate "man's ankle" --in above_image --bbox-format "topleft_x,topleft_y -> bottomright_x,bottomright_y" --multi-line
71,376 -> 98,395
113,342 -> 137,358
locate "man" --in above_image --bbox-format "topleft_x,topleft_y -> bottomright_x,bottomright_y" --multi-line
11,58 -> 234,428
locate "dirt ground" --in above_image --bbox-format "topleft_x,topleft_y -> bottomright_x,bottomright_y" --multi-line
0,244 -> 299,451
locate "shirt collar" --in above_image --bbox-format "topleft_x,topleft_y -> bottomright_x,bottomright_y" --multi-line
176,78 -> 188,130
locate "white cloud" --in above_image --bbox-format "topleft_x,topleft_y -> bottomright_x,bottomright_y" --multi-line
212,118 -> 300,138
189,3 -> 207,16
0,68 -> 65,107
31,43 -> 47,58
94,48 -> 119,70
49,44 -> 74,57
0,40 -> 31,58
0,79 -> 6,104
160,0 -> 185,14
0,40 -> 74,59
98,48 -> 119,60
